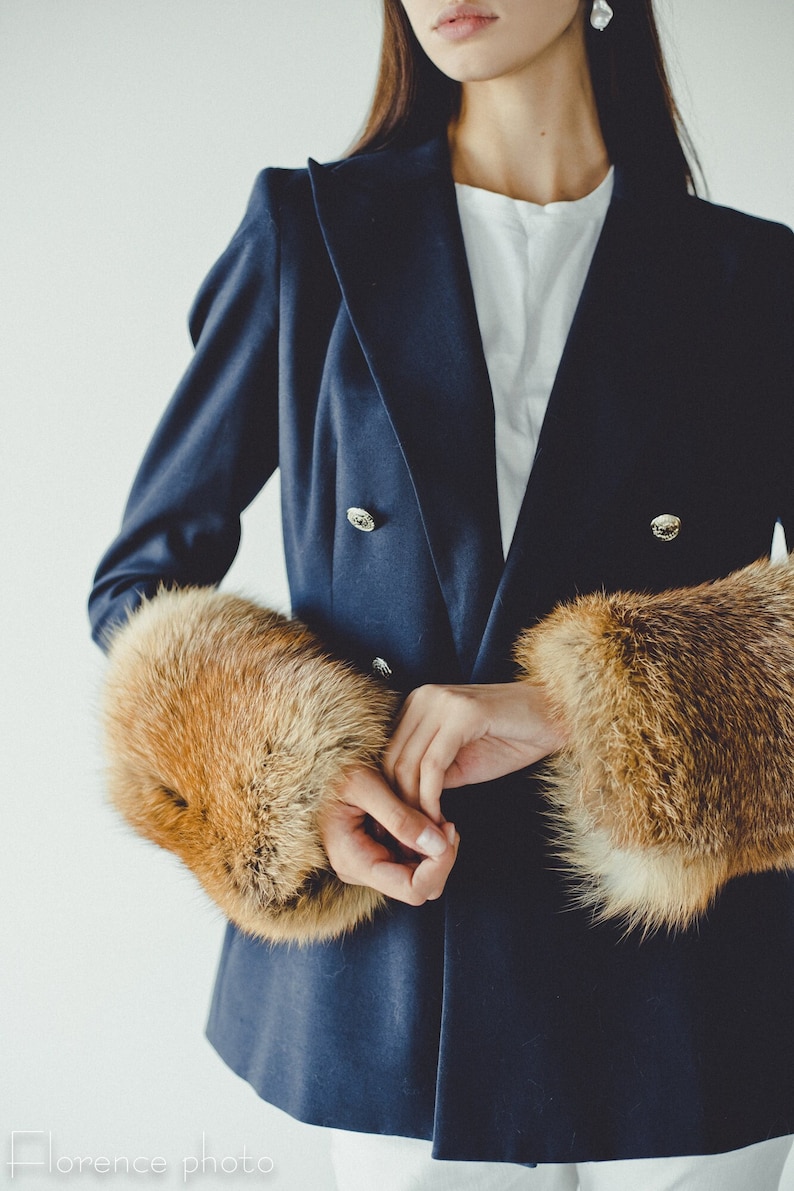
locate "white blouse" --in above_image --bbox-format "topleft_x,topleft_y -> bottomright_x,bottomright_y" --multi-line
455,167 -> 615,558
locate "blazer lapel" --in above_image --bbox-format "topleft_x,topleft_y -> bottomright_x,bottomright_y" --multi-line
472,169 -> 693,680
309,138 -> 504,677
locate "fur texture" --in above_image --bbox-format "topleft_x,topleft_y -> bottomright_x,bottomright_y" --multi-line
102,587 -> 397,943
515,556 -> 794,934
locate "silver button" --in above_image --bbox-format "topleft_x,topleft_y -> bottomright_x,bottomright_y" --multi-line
346,507 -> 376,532
372,657 -> 393,678
651,514 -> 681,542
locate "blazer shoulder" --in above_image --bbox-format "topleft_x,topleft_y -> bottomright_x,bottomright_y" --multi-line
235,166 -> 314,236
656,194 -> 794,300
185,169 -> 311,347
683,194 -> 793,254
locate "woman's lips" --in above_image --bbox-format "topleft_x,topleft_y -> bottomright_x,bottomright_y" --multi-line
433,3 -> 498,41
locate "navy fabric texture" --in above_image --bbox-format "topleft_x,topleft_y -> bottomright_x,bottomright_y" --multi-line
90,135 -> 794,1164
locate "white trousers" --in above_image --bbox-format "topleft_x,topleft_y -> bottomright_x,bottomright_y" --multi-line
328,1129 -> 793,1191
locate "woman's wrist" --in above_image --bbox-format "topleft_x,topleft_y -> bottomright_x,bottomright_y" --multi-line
512,680 -> 569,759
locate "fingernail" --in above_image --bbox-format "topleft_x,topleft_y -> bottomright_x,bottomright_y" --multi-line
444,822 -> 457,846
416,826 -> 448,857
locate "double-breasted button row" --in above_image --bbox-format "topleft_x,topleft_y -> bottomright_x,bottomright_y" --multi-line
349,507 -> 680,678
349,503 -> 683,544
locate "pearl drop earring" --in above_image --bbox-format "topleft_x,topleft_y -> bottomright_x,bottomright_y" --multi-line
590,0 -> 614,31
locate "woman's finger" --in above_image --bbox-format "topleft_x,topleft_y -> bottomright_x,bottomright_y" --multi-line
347,767 -> 451,858
368,831 -> 459,904
385,686 -> 482,817
384,719 -> 448,818
320,781 -> 459,905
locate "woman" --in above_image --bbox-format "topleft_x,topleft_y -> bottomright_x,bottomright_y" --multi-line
90,1 -> 794,1186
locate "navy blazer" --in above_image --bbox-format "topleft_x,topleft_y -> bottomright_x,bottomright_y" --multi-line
90,135 -> 794,1164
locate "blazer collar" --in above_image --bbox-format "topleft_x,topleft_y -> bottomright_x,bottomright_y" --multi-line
309,136 -> 504,678
309,136 -> 690,679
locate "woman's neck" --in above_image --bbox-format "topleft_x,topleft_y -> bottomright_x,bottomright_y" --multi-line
448,41 -> 610,206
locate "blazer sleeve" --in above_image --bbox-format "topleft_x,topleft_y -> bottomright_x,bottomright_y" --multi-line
90,171 -> 394,944
515,220 -> 794,936
88,169 -> 284,648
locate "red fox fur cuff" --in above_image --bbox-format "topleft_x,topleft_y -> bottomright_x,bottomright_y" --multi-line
101,587 -> 396,944
515,556 -> 794,934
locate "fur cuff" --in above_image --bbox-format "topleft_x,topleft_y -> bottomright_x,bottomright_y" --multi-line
515,557 -> 794,933
101,587 -> 397,943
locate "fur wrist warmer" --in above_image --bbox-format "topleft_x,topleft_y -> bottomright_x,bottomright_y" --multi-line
515,556 -> 794,933
101,587 -> 396,943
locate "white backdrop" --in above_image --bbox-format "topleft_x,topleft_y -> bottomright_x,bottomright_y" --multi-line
2,2 -> 793,1188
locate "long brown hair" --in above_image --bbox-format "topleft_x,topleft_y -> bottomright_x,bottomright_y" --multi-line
349,1 -> 701,194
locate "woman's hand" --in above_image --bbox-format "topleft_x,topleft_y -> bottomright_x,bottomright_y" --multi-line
318,765 -> 459,906
383,682 -> 566,824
